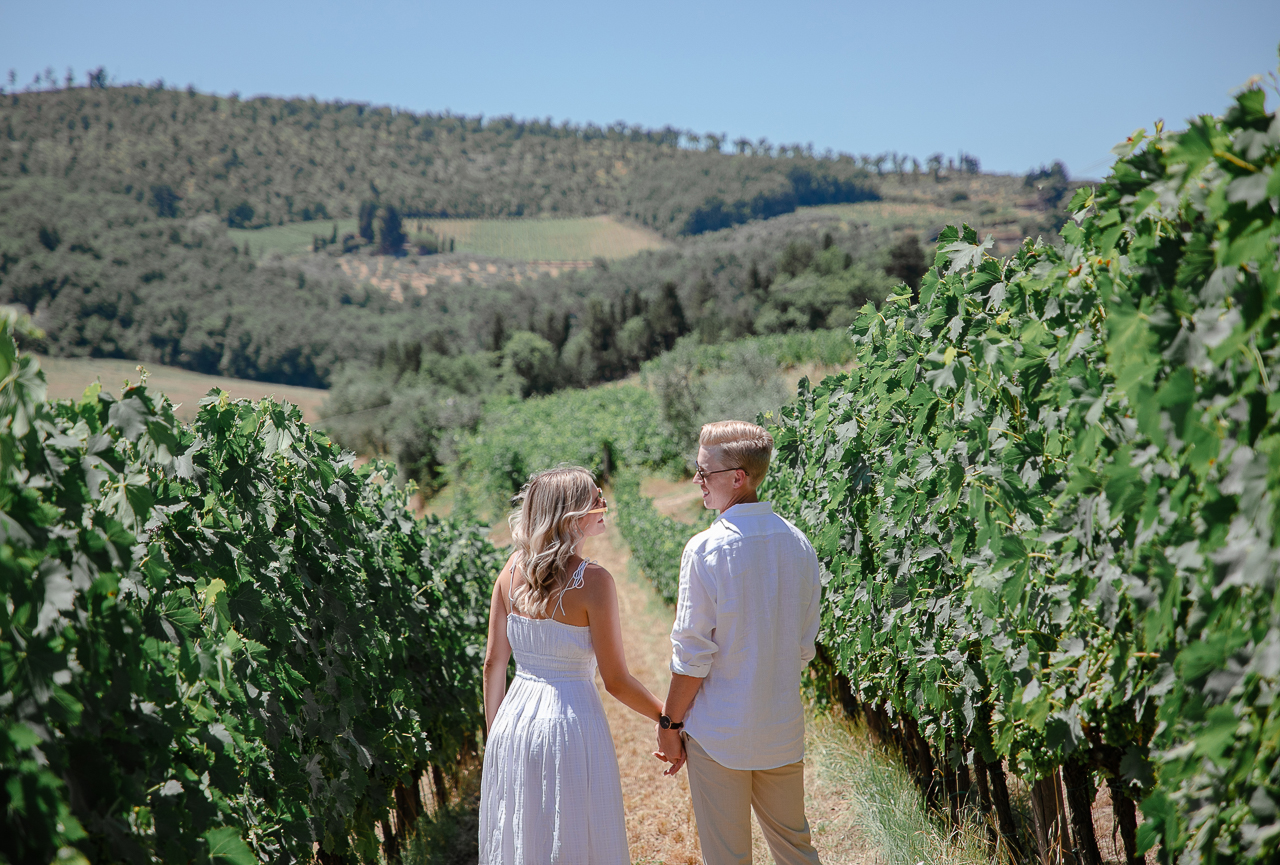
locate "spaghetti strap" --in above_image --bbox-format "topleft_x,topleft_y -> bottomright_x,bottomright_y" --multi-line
509,557 -> 589,619
554,559 -> 591,619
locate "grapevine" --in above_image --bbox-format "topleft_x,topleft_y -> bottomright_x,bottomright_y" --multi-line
1,313 -> 502,864
763,85 -> 1280,863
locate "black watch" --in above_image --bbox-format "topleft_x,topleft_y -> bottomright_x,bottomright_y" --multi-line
659,714 -> 684,731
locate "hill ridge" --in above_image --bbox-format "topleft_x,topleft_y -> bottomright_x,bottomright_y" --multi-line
1,84 -> 889,237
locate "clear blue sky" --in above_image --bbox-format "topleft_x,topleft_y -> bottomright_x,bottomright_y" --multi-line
4,0 -> 1278,179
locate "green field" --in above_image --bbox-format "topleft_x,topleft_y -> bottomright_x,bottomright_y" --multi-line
34,354 -> 328,422
419,214 -> 667,261
228,214 -> 668,261
228,219 -> 358,257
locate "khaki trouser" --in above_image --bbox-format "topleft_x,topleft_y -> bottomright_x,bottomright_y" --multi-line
683,735 -> 822,865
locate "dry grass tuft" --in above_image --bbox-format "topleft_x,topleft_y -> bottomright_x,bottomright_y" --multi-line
807,711 -> 993,865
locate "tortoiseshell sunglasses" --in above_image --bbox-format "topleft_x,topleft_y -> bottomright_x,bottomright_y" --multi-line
586,488 -> 608,515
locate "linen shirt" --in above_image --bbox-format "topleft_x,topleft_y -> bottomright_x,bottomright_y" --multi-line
669,501 -> 822,770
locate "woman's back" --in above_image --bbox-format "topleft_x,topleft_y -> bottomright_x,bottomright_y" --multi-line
506,552 -> 593,627
479,560 -> 629,865
505,559 -> 597,678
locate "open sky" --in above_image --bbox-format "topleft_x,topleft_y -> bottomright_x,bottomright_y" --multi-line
3,0 -> 1278,179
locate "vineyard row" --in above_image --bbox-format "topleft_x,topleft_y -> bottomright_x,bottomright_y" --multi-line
759,87 -> 1280,864
0,318 -> 502,865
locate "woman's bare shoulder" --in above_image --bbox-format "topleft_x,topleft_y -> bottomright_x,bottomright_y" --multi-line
579,561 -> 616,595
493,552 -> 518,590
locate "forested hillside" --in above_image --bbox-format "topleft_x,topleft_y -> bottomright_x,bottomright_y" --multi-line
1,171 -> 900,370
318,218 -> 903,486
0,177 -> 407,386
2,157 -> 917,484
0,84 -> 880,237
1,81 -> 1075,491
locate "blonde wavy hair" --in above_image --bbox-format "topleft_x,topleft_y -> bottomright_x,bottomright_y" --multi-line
508,466 -> 599,618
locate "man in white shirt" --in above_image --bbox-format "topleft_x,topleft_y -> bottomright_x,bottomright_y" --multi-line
655,420 -> 823,865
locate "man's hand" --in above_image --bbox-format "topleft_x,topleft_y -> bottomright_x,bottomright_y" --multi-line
653,725 -> 686,776
656,674 -> 700,776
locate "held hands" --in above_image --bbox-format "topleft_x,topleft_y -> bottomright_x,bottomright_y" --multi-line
653,725 -> 686,776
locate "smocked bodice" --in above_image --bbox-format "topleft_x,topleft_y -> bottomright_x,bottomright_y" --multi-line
507,614 -> 597,682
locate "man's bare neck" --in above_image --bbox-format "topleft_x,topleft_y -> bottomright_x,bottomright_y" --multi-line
720,489 -> 759,512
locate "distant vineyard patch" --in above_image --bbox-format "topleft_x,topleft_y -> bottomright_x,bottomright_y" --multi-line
418,214 -> 668,261
228,218 -> 358,257
228,214 -> 666,262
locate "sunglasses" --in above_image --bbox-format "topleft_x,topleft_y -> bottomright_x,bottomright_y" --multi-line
693,464 -> 743,482
586,488 -> 608,515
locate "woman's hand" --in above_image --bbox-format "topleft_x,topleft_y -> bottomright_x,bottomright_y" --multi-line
654,727 -> 686,776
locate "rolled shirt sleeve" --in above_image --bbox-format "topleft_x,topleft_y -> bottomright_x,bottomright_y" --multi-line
670,544 -> 718,677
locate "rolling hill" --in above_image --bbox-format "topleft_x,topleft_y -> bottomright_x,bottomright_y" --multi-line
1,85 -> 880,237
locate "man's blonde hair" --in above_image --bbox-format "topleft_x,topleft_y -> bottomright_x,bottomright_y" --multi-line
699,420 -> 774,484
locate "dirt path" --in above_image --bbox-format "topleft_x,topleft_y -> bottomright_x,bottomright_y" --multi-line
580,521 -> 703,865
580,516 -> 872,865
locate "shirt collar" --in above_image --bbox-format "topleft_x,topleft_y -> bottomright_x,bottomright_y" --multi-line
716,501 -> 774,521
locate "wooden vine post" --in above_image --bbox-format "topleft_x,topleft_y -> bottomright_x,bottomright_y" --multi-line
900,716 -> 939,807
1061,757 -> 1102,865
985,758 -> 1024,859
395,770 -> 424,830
952,747 -> 971,826
431,763 -> 450,812
380,815 -> 401,864
1029,770 -> 1070,865
380,770 -> 426,863
1107,777 -> 1142,865
971,751 -> 1000,849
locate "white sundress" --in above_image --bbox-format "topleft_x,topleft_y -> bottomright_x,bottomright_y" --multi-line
478,560 -> 629,865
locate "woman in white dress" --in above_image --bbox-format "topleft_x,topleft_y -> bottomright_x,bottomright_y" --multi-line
479,466 -> 665,865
